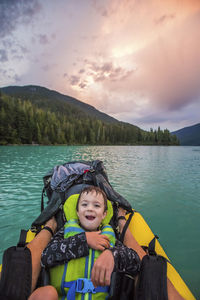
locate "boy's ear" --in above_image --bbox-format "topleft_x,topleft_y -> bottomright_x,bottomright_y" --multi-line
103,210 -> 107,219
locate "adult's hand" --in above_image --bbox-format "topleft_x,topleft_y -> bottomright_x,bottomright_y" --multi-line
85,231 -> 110,251
91,249 -> 114,287
118,207 -> 126,218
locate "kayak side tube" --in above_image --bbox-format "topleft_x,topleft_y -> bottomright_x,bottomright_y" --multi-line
127,210 -> 196,300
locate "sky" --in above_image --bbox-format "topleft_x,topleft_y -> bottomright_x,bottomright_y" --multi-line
0,0 -> 200,131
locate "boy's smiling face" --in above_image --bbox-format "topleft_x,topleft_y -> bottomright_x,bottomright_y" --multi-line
77,190 -> 107,231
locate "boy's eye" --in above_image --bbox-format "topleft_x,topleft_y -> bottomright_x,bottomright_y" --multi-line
94,204 -> 100,208
81,203 -> 87,207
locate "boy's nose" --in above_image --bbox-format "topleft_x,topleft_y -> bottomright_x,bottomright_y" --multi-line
87,205 -> 93,211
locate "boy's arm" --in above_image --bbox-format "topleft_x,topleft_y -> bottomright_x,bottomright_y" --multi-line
86,224 -> 115,251
85,231 -> 110,251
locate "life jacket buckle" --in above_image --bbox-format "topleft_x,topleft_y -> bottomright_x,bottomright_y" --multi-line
76,278 -> 96,294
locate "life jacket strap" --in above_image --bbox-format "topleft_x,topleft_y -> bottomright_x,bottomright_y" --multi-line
64,278 -> 109,300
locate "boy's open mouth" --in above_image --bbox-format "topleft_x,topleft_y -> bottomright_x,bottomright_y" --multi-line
86,216 -> 95,221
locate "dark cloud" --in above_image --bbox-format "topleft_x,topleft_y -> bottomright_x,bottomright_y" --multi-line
0,49 -> 8,62
2,39 -> 13,48
69,75 -> 80,86
67,74 -> 87,89
155,14 -> 175,25
79,69 -> 85,74
101,10 -> 108,17
95,75 -> 106,82
1,38 -> 29,63
20,45 -> 29,54
91,0 -> 109,18
12,55 -> 24,61
42,65 -> 50,71
0,68 -> 7,76
88,61 -> 134,83
38,34 -> 49,45
101,62 -> 113,72
91,35 -> 99,41
0,0 -> 41,39
135,113 -> 170,125
13,74 -> 21,82
51,33 -> 56,40
0,67 -> 20,82
80,35 -> 89,40
68,60 -> 134,91
79,82 -> 87,89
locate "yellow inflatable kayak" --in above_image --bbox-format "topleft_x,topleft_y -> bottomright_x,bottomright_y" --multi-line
127,209 -> 196,300
0,210 -> 195,300
1,211 -> 195,300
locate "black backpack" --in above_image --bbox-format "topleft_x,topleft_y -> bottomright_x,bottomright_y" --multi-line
31,160 -> 132,232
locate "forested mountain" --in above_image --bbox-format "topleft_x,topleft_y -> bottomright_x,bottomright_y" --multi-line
0,85 -> 179,146
2,85 -> 117,123
172,123 -> 200,145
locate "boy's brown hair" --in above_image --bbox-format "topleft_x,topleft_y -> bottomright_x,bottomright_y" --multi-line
76,186 -> 108,212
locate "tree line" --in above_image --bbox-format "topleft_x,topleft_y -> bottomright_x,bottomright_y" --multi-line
0,92 -> 179,146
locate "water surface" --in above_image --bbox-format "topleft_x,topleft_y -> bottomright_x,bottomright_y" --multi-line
0,145 -> 199,298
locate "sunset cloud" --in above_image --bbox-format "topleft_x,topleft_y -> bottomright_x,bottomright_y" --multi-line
0,0 -> 200,131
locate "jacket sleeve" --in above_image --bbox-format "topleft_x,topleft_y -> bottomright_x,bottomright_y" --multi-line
109,240 -> 141,276
41,227 -> 89,268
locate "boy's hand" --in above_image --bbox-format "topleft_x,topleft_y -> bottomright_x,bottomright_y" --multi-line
85,231 -> 110,251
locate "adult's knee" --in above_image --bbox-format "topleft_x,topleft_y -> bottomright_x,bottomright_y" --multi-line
44,286 -> 58,300
28,285 -> 58,300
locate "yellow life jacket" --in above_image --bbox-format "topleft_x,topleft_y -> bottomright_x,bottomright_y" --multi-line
50,194 -> 115,300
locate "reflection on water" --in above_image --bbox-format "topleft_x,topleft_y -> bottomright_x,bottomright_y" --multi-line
0,145 -> 199,298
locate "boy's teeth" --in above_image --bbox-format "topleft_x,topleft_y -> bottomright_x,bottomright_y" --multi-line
86,216 -> 95,220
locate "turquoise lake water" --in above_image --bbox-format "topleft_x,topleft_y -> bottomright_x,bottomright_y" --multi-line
0,145 -> 199,298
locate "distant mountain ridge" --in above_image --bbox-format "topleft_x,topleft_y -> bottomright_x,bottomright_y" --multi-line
172,123 -> 200,146
1,85 -> 118,124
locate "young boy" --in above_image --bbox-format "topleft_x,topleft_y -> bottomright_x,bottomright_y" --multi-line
29,186 -> 116,300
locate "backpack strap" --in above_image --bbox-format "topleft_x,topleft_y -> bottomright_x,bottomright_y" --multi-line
119,211 -> 134,243
17,229 -> 28,248
41,187 -> 45,212
148,235 -> 159,256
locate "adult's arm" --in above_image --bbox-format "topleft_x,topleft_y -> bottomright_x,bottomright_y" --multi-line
110,240 -> 140,276
118,209 -> 184,300
91,241 -> 140,287
27,217 -> 57,292
41,228 -> 89,268
117,210 -> 146,260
